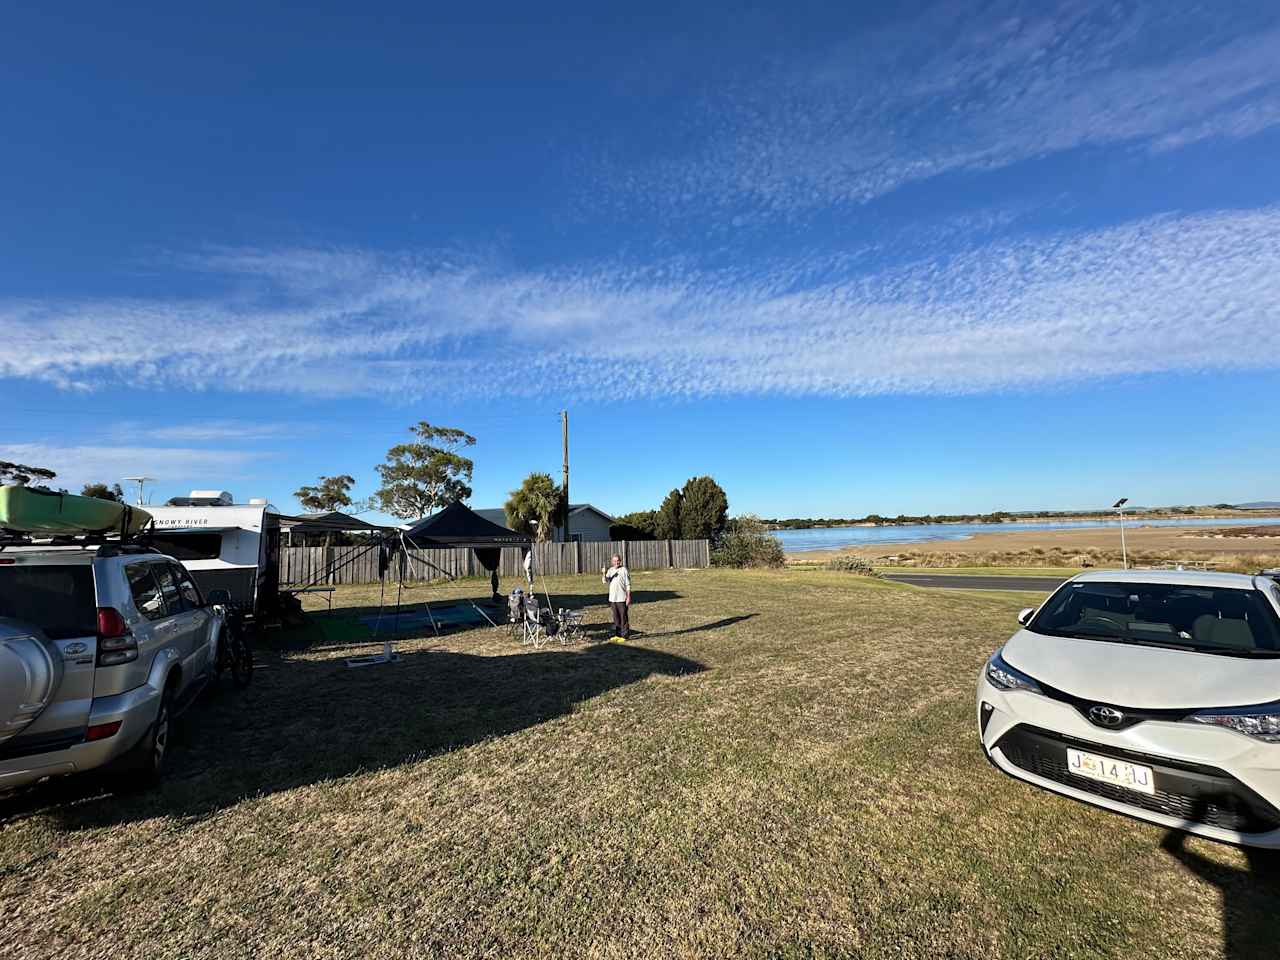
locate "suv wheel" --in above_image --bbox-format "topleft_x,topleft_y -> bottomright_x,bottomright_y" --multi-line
113,683 -> 174,790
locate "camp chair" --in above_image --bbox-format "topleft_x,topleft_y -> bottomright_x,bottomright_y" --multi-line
521,594 -> 549,648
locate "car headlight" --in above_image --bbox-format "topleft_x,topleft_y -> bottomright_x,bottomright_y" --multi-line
1188,704 -> 1280,743
985,651 -> 1042,694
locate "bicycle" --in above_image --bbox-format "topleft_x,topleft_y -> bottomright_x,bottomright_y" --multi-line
206,589 -> 254,688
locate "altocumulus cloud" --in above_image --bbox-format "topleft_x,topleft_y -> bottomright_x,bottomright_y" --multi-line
2,206 -> 1279,399
0,444 -> 265,495
598,1 -> 1280,220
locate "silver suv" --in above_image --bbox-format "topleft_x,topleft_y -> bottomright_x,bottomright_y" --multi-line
0,545 -> 224,791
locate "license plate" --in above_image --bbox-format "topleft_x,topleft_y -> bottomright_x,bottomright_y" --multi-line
1066,748 -> 1155,795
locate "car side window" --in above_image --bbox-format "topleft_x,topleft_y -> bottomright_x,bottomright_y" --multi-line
127,563 -> 167,621
151,563 -> 185,616
172,564 -> 203,610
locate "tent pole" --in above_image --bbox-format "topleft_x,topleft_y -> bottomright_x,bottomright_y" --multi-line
391,538 -> 404,657
401,532 -> 439,637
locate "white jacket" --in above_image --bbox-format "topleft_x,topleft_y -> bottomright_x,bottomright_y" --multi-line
603,565 -> 630,602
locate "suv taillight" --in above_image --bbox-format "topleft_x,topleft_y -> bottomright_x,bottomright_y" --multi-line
96,607 -> 138,666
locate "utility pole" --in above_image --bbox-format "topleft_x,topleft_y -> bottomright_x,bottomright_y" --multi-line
561,410 -> 570,543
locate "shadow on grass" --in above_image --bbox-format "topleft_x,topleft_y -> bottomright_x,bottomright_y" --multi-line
1160,830 -> 1280,959
637,614 -> 757,640
287,589 -> 685,637
1,641 -> 704,830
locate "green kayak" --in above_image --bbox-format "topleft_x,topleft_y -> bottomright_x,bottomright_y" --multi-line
0,485 -> 152,536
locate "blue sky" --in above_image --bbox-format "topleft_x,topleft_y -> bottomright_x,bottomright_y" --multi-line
3,1 -> 1280,519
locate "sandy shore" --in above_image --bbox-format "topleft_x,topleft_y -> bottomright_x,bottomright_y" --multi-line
784,525 -> 1280,563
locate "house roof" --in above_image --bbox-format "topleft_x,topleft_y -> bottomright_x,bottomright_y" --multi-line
568,503 -> 615,523
473,504 -> 616,527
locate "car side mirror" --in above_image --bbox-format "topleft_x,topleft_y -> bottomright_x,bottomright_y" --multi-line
1017,607 -> 1035,627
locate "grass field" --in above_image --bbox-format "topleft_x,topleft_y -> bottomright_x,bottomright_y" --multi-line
3,569 -> 1277,959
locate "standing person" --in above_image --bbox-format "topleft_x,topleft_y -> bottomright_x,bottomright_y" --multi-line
602,554 -> 631,641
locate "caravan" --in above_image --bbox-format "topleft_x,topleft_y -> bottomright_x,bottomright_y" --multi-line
145,491 -> 282,619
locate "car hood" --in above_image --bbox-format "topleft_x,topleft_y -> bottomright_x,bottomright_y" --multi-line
1002,629 -> 1280,709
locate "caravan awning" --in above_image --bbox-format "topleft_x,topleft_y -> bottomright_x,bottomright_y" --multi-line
277,511 -> 394,534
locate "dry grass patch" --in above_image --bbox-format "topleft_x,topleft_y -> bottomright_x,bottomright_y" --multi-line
2,569 -> 1277,959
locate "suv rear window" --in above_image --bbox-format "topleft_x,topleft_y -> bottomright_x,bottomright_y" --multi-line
1031,581 -> 1280,656
0,565 -> 97,640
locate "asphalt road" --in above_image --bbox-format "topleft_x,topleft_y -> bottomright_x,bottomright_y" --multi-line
882,573 -> 1067,592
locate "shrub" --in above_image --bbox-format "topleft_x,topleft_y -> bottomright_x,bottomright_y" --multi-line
711,515 -> 785,568
825,555 -> 880,576
610,522 -> 656,541
613,511 -> 658,540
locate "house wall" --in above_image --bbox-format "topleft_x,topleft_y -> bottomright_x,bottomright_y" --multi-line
556,510 -> 613,542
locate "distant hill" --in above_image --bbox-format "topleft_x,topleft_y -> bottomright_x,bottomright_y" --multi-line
1236,501 -> 1280,510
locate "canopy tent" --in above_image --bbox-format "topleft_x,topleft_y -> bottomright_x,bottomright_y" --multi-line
403,502 -> 532,600
280,502 -> 535,668
278,511 -> 393,545
402,502 -> 531,549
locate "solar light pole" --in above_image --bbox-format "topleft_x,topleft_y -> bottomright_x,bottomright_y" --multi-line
1113,497 -> 1129,569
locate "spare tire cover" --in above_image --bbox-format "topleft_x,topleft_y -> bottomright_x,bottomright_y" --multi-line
0,618 -> 63,747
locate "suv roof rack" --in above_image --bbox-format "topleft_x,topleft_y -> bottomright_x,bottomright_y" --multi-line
0,519 -> 157,554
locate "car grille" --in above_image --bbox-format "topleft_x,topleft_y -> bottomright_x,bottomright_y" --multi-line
995,725 -> 1280,835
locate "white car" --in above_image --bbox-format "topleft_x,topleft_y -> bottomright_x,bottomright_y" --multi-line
978,569 -> 1280,848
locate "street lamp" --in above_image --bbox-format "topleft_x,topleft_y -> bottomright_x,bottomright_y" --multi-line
1112,497 -> 1129,569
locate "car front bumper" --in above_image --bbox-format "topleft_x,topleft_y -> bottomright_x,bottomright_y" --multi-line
0,682 -> 161,791
977,670 -> 1280,849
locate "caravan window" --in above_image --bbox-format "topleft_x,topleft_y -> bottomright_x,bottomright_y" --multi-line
149,533 -> 223,561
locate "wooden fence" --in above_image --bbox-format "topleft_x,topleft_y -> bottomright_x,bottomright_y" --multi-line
278,539 -> 711,586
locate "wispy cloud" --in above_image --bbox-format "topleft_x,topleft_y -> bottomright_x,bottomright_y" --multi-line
595,2 -> 1280,219
108,420 -> 302,443
2,205 -> 1280,400
0,443 -> 267,495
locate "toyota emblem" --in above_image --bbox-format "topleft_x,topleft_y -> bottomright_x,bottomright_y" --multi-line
1088,705 -> 1124,727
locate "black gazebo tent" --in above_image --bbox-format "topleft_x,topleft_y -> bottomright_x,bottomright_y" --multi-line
278,511 -> 393,546
403,501 -> 531,548
403,502 -> 531,599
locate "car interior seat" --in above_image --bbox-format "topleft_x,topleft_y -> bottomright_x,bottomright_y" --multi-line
1191,594 -> 1256,650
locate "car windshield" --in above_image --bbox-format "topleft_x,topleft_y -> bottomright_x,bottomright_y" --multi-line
1029,581 -> 1280,656
0,564 -> 97,640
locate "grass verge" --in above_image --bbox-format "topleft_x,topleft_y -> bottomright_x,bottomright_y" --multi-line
2,569 -> 1275,958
